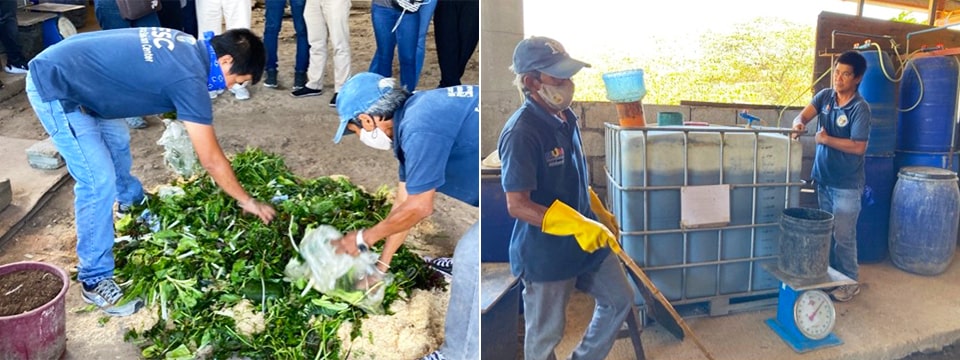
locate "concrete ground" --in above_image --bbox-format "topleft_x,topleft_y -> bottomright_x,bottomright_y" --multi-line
551,254 -> 960,360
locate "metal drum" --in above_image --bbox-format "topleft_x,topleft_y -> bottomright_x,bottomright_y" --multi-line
889,166 -> 960,275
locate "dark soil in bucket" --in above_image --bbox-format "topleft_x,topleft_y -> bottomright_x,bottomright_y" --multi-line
0,269 -> 62,316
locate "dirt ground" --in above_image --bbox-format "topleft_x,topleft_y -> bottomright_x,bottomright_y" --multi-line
0,3 -> 478,359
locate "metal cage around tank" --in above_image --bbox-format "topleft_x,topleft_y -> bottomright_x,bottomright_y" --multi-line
604,124 -> 803,315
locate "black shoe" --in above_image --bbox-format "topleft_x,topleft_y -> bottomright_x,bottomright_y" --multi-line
291,86 -> 322,98
293,71 -> 307,91
4,62 -> 28,74
329,93 -> 338,107
264,69 -> 278,88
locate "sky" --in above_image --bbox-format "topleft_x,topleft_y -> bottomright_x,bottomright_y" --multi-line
522,0 -> 911,64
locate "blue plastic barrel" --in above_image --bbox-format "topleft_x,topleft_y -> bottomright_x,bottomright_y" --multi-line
859,50 -> 897,155
889,166 -> 960,275
856,155 -> 896,263
480,168 -> 513,262
897,56 -> 960,152
894,150 -> 960,174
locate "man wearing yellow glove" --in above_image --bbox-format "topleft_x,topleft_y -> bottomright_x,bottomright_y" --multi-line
498,36 -> 633,360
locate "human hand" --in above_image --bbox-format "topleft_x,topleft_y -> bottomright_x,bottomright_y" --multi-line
542,200 -> 618,253
791,122 -> 806,140
815,127 -> 829,144
239,199 -> 276,224
332,231 -> 362,257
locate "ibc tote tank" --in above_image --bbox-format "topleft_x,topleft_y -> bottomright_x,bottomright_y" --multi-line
606,125 -> 801,304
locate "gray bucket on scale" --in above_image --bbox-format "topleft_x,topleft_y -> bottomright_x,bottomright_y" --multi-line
778,208 -> 834,279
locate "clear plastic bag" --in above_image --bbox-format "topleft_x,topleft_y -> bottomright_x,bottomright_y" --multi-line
157,119 -> 201,178
284,225 -> 393,313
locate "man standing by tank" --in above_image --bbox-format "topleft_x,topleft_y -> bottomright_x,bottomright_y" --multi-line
792,50 -> 870,302
498,36 -> 633,360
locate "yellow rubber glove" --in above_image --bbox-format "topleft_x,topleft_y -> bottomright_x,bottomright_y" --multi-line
542,200 -> 617,253
588,187 -> 619,238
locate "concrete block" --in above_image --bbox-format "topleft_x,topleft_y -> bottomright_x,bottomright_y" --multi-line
0,178 -> 10,212
576,102 -> 618,130
26,137 -> 65,170
580,129 -> 605,158
691,107 -> 739,126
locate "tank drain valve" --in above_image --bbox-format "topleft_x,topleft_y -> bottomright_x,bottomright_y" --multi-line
738,110 -> 761,129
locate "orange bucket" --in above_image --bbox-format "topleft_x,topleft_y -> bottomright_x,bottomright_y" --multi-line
615,101 -> 645,127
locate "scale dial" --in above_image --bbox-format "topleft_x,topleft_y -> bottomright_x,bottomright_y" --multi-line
793,289 -> 836,340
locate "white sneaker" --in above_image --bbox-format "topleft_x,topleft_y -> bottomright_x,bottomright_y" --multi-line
4,63 -> 28,74
209,89 -> 224,99
230,83 -> 250,100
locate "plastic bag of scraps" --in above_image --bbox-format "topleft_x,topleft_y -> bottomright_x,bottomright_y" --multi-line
284,225 -> 393,313
157,119 -> 201,178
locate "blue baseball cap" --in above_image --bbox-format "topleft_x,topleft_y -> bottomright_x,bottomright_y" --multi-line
512,36 -> 590,79
333,72 -> 396,143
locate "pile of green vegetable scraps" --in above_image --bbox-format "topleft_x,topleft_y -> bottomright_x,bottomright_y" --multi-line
113,149 -> 446,359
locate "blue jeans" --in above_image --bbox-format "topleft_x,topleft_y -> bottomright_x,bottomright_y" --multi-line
369,3 -> 418,91
522,253 -> 633,360
94,0 -> 161,30
440,221 -> 479,359
414,0 -> 437,79
264,0 -> 309,72
25,72 -> 145,287
817,183 -> 862,280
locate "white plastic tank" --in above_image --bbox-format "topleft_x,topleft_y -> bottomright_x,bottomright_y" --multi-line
605,125 -> 802,303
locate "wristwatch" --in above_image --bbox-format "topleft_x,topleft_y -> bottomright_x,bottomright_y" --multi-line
356,229 -> 369,252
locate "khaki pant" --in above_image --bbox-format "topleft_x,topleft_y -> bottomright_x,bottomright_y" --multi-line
196,0 -> 252,34
304,0 -> 352,92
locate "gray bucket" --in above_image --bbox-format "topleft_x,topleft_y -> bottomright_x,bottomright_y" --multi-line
778,208 -> 834,279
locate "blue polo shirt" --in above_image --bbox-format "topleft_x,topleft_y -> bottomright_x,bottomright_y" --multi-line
393,85 -> 479,207
29,28 -> 214,125
810,88 -> 871,189
498,96 -> 608,282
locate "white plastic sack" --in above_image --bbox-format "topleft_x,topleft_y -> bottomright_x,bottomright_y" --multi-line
284,225 -> 392,313
157,119 -> 201,178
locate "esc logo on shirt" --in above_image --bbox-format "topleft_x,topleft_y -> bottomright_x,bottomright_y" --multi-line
545,147 -> 564,167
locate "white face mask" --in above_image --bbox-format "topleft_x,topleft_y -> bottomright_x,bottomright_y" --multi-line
537,81 -> 575,112
359,128 -> 393,150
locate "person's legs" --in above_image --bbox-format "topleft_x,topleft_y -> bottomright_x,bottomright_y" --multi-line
368,4 -> 398,78
157,0 -> 184,30
182,0 -> 199,37
94,0 -> 134,30
290,0 -> 310,74
302,0 -> 329,92
263,0 -> 285,71
435,222 -> 479,359
413,0 -> 437,80
102,119 -> 144,210
523,276 -> 575,360
454,0 -> 478,84
394,10 -> 419,91
222,0 -> 251,30
432,0 -> 457,87
0,0 -> 26,67
196,0 -> 224,34
323,0 -> 352,93
25,73 -> 119,286
570,253 -> 633,360
818,184 -> 862,281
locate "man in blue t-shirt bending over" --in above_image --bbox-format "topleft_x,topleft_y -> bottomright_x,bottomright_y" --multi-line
329,72 -> 478,360
26,28 -> 276,316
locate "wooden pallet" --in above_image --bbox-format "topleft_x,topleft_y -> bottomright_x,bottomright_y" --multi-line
637,291 -> 779,325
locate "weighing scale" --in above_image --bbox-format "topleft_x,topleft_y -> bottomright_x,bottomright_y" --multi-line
761,263 -> 856,353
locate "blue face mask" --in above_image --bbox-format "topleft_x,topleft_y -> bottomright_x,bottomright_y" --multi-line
201,31 -> 227,92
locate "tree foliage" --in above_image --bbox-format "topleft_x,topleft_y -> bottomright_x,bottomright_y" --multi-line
574,17 -> 816,107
